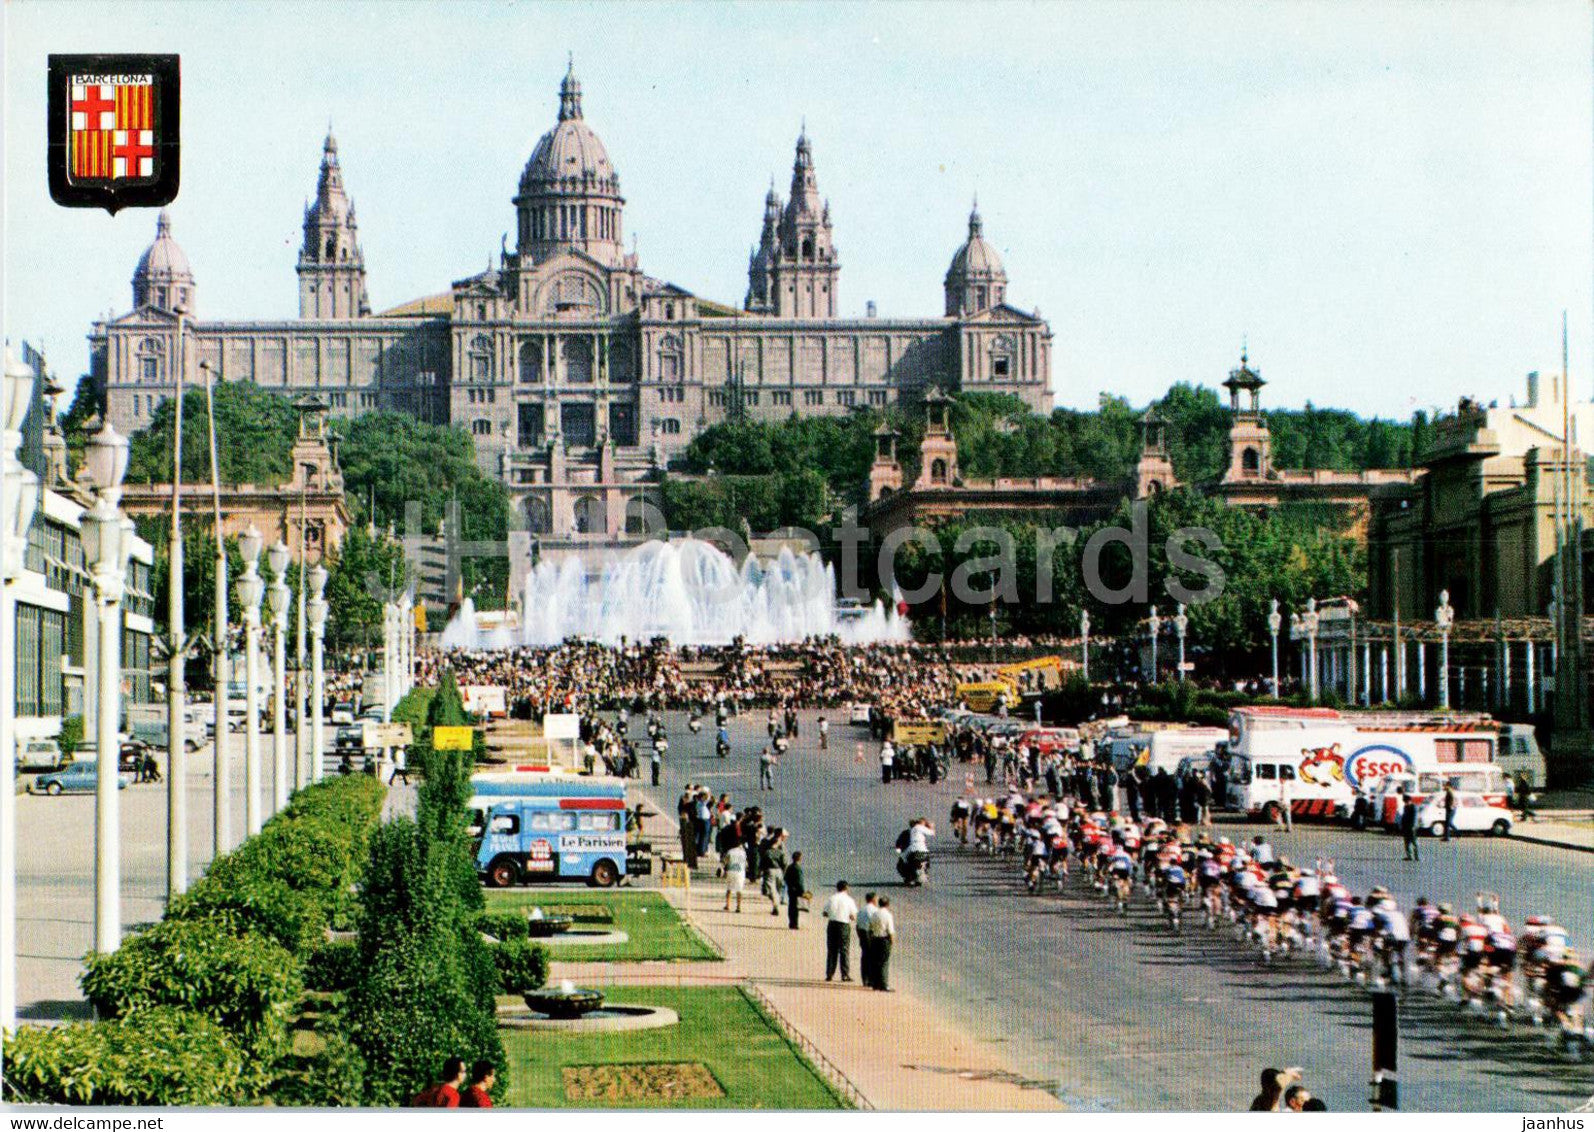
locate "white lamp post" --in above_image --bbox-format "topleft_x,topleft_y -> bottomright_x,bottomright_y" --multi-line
1173,603 -> 1189,682
82,421 -> 130,954
398,589 -> 412,702
237,526 -> 265,834
1267,599 -> 1282,698
1080,609 -> 1090,684
165,304 -> 190,902
1147,605 -> 1161,683
381,600 -> 395,723
308,565 -> 329,783
200,360 -> 230,857
1303,597 -> 1321,703
2,346 -> 40,1031
266,540 -> 290,810
1436,588 -> 1455,709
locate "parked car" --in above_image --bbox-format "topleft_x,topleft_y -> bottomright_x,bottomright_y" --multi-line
334,726 -> 365,755
330,701 -> 356,726
1418,794 -> 1514,837
848,703 -> 873,726
16,738 -> 67,772
31,761 -> 134,795
128,718 -> 202,752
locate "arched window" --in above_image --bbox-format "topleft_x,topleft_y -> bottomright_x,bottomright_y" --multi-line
136,337 -> 164,383
660,418 -> 681,435
930,458 -> 948,484
564,338 -> 594,383
472,418 -> 492,436
519,340 -> 543,383
574,495 -> 607,535
324,235 -> 336,259
1242,447 -> 1261,474
802,236 -> 814,260
469,334 -> 492,381
657,334 -> 683,382
524,496 -> 551,534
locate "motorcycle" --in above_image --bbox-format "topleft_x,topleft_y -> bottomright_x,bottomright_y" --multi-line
896,849 -> 929,887
716,737 -> 729,758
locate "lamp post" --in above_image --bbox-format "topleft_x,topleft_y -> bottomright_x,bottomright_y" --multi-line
1147,605 -> 1161,684
2,347 -> 41,1032
1174,603 -> 1189,682
308,565 -> 328,784
381,600 -> 395,723
1435,589 -> 1455,709
398,589 -> 413,702
237,526 -> 265,834
1303,597 -> 1321,703
200,359 -> 230,856
1268,599 -> 1282,698
295,488 -> 308,790
266,540 -> 290,810
82,421 -> 130,954
166,303 -> 190,902
1080,609 -> 1091,684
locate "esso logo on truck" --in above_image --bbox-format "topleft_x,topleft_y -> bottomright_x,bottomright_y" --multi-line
1343,744 -> 1415,790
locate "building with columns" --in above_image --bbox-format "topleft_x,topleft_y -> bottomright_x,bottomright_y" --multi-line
89,62 -> 1054,545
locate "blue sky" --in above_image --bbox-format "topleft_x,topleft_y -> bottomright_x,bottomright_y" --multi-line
5,0 -> 1591,420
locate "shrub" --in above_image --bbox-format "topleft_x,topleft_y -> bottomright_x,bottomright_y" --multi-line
58,713 -> 84,757
268,1027 -> 367,1107
304,940 -> 362,993
475,911 -> 528,941
170,862 -> 327,956
81,917 -> 302,1058
491,937 -> 549,994
2,1007 -> 250,1105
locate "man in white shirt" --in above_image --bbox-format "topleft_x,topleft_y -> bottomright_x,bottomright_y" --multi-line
870,896 -> 897,991
856,893 -> 878,987
880,741 -> 895,784
821,880 -> 859,982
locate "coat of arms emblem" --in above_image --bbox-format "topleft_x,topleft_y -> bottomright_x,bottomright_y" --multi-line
48,54 -> 180,213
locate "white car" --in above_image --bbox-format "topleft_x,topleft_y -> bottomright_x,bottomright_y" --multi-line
848,703 -> 873,726
330,702 -> 356,726
1418,794 -> 1514,837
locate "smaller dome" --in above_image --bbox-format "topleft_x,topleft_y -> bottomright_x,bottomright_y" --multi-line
135,209 -> 193,282
945,204 -> 1006,285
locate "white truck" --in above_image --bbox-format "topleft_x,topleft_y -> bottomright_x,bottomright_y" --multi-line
1224,706 -> 1532,823
1105,724 -> 1229,776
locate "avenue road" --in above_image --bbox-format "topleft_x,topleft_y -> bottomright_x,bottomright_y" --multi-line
641,708 -> 1594,1112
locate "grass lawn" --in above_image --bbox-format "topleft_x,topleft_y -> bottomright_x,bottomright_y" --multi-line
500,985 -> 845,1109
484,888 -> 720,961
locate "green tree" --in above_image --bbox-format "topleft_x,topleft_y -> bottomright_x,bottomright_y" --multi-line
126,381 -> 300,486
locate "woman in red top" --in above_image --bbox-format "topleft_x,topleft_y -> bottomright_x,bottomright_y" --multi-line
460,1060 -> 497,1108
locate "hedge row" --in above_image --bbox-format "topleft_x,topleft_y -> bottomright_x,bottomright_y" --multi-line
4,775 -> 387,1106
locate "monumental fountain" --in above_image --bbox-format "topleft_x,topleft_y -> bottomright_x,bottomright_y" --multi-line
441,538 -> 908,649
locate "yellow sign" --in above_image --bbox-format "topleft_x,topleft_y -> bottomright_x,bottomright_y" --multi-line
893,721 -> 947,745
660,860 -> 691,889
433,725 -> 475,751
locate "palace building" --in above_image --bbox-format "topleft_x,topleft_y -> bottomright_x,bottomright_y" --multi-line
89,62 -> 1054,543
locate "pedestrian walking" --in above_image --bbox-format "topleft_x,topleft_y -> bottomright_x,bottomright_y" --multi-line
1277,770 -> 1294,830
870,896 -> 896,991
858,892 -> 879,987
1399,791 -> 1421,862
459,1060 -> 496,1108
722,841 -> 748,912
388,746 -> 411,784
821,881 -> 857,981
410,1057 -> 467,1108
785,850 -> 805,930
818,714 -> 829,750
1514,771 -> 1535,821
759,746 -> 777,790
650,744 -> 662,786
1441,783 -> 1457,841
880,740 -> 895,784
762,829 -> 789,916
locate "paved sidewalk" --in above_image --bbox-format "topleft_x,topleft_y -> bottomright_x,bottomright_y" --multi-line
550,879 -> 1061,1111
1510,816 -> 1594,853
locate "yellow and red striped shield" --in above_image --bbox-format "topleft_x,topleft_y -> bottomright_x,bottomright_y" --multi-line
49,54 -> 179,213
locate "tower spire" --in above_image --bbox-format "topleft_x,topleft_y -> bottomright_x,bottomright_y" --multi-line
559,54 -> 583,121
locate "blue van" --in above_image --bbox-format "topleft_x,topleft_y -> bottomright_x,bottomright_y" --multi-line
472,775 -> 631,889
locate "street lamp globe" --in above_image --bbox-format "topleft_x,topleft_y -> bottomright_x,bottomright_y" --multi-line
3,346 -> 35,434
266,539 -> 290,580
239,523 -> 264,570
309,563 -> 329,602
84,421 -> 130,500
1080,610 -> 1089,634
1435,589 -> 1454,629
1267,598 -> 1282,635
266,575 -> 288,618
